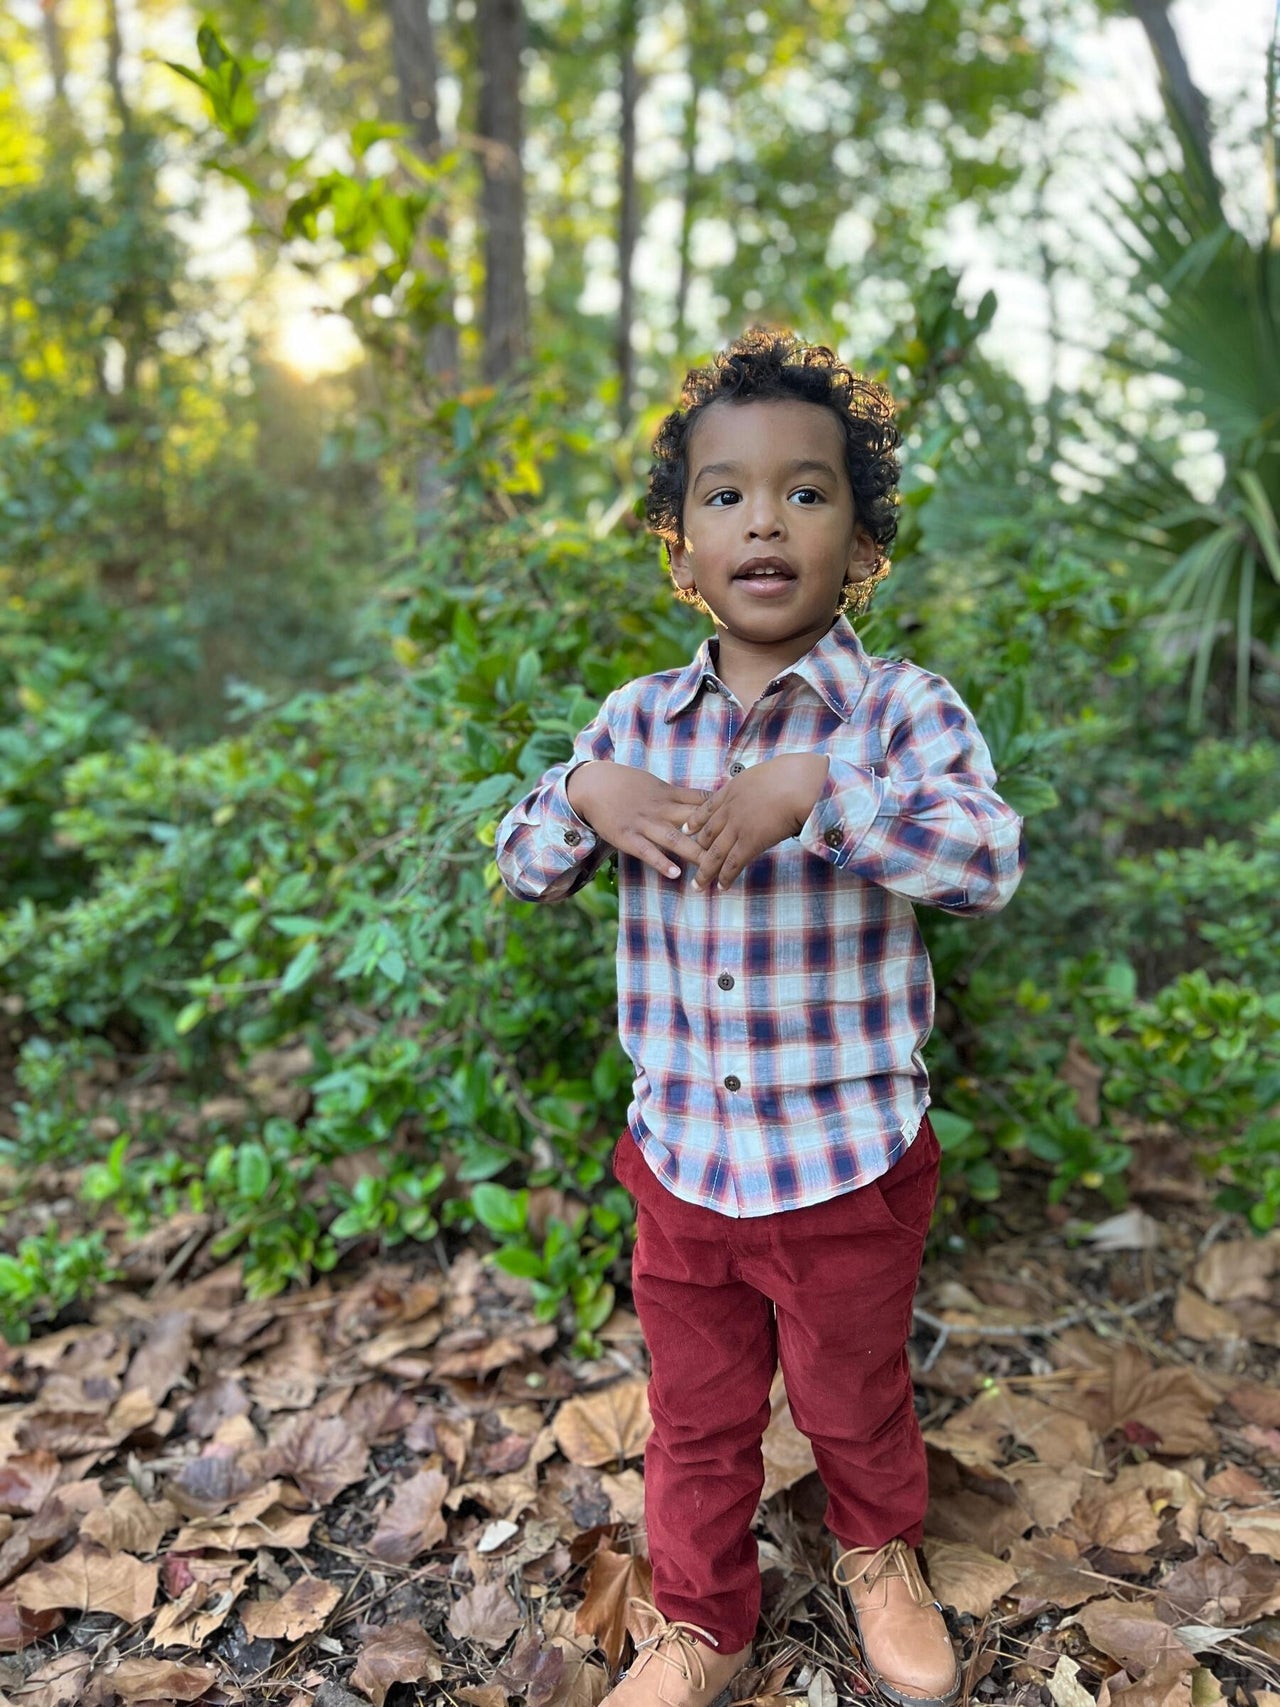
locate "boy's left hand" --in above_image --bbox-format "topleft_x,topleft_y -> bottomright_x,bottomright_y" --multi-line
682,754 -> 830,890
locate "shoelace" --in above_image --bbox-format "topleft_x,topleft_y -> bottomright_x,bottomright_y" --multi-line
626,1597 -> 720,1689
832,1538 -> 931,1606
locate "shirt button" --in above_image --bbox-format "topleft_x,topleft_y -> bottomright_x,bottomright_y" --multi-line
717,973 -> 735,991
705,680 -> 719,695
723,1074 -> 741,1092
564,828 -> 582,846
728,762 -> 745,777
824,828 -> 843,849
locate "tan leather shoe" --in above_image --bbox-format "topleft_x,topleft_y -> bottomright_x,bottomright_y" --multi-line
606,1600 -> 752,1707
833,1540 -> 961,1707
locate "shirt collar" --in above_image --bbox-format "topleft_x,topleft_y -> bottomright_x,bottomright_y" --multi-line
663,617 -> 872,723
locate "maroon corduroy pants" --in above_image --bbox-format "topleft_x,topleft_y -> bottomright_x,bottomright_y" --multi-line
612,1116 -> 939,1655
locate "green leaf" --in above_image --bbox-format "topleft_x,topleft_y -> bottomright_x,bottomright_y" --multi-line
280,939 -> 321,994
236,1143 -> 272,1203
492,1247 -> 545,1279
927,1108 -> 975,1152
471,1182 -> 528,1236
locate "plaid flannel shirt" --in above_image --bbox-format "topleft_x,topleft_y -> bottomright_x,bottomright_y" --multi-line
495,617 -> 1026,1217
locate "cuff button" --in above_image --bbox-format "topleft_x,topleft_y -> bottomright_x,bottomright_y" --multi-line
564,828 -> 582,847
824,828 -> 844,849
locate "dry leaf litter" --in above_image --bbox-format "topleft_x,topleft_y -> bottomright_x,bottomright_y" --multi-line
0,1128 -> 1278,1707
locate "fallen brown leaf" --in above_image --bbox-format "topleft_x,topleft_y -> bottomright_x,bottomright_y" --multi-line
1192,1236 -> 1277,1304
80,1485 -> 174,1554
1047,1654 -> 1095,1707
1227,1382 -> 1280,1428
449,1580 -> 523,1648
928,1384 -> 1096,1471
922,1540 -> 1016,1616
553,1381 -> 652,1468
0,1499 -> 74,1591
1079,1344 -> 1219,1456
356,1315 -> 446,1370
1204,1464 -> 1269,1505
1207,1507 -> 1280,1561
456,1688 -> 508,1707
123,1311 -> 194,1406
1173,1288 -> 1242,1344
1004,1462 -> 1087,1533
166,1450 -> 258,1518
496,1629 -> 566,1707
148,1557 -> 252,1647
574,1546 -> 653,1671
13,1543 -> 157,1621
759,1372 -> 817,1501
183,1376 -> 251,1439
349,1621 -> 446,1706
0,1585 -> 63,1654
102,1657 -> 217,1703
340,1381 -> 419,1444
599,1470 -> 645,1527
0,1455 -> 59,1517
367,1468 -> 449,1565
6,1647 -> 91,1706
267,1412 -> 368,1505
1071,1481 -> 1162,1555
1007,1534 -> 1099,1614
1110,1662 -> 1193,1707
1155,1549 -> 1280,1625
240,1576 -> 341,1640
1071,1598 -> 1195,1675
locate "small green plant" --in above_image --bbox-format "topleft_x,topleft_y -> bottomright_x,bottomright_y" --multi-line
329,1162 -> 447,1244
4,1034 -> 111,1167
0,1227 -> 118,1344
470,1180 -> 631,1356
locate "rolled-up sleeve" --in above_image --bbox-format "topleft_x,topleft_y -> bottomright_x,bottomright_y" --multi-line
495,699 -> 618,903
797,671 -> 1026,915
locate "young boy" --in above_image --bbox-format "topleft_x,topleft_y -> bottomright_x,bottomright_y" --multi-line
495,330 -> 1026,1707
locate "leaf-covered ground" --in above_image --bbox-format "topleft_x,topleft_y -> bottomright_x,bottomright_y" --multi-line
1,1159 -> 1278,1707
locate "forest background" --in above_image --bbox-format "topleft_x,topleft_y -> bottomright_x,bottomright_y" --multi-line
0,0 -> 1278,1349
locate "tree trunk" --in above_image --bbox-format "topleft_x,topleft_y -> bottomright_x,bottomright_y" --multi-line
615,0 -> 640,430
103,0 -> 144,400
477,0 -> 528,383
675,0 -> 707,354
40,0 -> 69,106
1125,0 -> 1223,216
387,0 -> 459,389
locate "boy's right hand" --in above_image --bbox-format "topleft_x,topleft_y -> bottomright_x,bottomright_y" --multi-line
565,762 -> 709,881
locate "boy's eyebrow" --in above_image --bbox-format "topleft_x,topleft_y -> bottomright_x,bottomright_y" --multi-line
691,458 -> 840,488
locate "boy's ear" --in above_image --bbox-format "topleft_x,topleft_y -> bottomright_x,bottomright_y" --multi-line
668,538 -> 696,591
845,524 -> 879,583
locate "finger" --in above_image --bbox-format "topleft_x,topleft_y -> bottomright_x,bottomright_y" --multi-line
683,796 -> 730,838
689,802 -> 731,846
692,825 -> 738,890
677,790 -> 718,833
621,834 -> 687,880
645,815 -> 705,861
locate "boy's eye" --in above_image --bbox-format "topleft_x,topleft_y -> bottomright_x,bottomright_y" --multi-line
706,490 -> 741,507
789,487 -> 823,505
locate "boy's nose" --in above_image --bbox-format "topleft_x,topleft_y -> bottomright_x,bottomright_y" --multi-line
745,501 -> 784,538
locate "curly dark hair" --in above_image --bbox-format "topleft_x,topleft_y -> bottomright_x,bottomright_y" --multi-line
646,328 -> 901,563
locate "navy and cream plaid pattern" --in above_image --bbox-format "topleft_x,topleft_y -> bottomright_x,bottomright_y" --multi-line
496,618 -> 1026,1218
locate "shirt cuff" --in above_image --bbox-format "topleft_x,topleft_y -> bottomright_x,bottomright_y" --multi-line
549,765 -> 602,859
798,756 -> 883,867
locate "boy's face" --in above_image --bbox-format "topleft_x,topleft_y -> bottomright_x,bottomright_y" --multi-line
669,398 -> 877,667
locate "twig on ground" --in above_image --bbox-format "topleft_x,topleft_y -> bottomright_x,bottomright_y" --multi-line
913,1287 -> 1174,1374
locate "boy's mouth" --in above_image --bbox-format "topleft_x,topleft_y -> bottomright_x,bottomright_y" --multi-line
734,557 -> 796,582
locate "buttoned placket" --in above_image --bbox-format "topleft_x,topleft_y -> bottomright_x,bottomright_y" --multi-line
703,681 -> 787,1155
